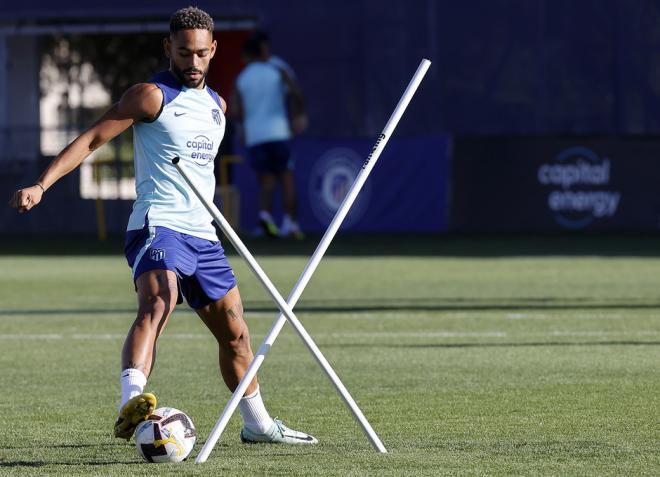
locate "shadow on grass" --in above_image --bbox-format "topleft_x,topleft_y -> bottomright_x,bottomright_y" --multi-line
1,443 -> 128,450
320,341 -> 660,349
246,299 -> 660,313
0,441 -> 143,467
3,233 -> 660,257
0,459 -> 141,467
2,296 -> 660,316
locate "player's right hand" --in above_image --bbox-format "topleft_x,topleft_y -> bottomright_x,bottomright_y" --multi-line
9,185 -> 44,213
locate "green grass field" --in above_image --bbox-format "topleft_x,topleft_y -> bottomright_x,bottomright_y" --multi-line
0,235 -> 658,476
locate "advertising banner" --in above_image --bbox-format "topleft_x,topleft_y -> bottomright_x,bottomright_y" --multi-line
232,136 -> 450,234
451,137 -> 660,232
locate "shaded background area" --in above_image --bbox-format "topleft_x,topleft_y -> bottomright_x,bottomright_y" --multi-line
2,0 -> 660,236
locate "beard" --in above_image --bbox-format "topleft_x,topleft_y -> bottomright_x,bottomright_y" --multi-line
170,63 -> 207,88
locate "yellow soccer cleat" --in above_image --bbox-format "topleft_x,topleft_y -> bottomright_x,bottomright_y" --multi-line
114,393 -> 157,440
259,217 -> 280,238
290,230 -> 305,241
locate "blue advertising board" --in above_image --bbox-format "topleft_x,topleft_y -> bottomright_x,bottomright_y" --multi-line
231,136 -> 450,234
451,136 -> 660,232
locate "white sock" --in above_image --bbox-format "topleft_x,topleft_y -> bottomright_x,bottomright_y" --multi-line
238,387 -> 274,433
280,215 -> 300,234
259,210 -> 275,224
119,368 -> 147,409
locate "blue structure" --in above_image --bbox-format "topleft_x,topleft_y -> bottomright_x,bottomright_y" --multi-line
2,1 -> 660,234
3,0 -> 660,138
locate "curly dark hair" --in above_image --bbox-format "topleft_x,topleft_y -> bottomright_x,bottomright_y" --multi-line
170,6 -> 214,34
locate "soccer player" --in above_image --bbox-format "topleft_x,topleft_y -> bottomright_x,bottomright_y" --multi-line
8,7 -> 317,446
232,33 -> 306,239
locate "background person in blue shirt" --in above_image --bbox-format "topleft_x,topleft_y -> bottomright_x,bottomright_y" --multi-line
233,33 -> 307,239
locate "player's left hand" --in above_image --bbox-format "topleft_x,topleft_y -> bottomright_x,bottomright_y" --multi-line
8,184 -> 44,213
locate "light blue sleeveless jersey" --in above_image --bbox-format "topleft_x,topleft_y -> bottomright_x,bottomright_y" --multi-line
127,71 -> 226,241
236,61 -> 291,147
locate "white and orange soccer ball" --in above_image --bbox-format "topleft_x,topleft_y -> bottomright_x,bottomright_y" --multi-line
135,407 -> 197,463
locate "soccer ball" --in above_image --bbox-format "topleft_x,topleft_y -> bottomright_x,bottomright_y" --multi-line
135,407 -> 197,463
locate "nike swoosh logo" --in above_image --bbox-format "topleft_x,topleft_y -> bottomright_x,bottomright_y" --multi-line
174,112 -> 186,117
282,434 -> 316,442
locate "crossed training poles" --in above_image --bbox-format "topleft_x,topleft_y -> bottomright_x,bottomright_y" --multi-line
173,58 -> 431,463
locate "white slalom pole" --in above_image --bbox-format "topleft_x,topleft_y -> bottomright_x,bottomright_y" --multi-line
192,58 -> 431,463
172,170 -> 382,454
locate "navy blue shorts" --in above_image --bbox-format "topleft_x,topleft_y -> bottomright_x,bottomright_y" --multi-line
248,140 -> 294,174
124,226 -> 237,309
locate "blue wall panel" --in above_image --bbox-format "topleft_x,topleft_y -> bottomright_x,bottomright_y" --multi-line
6,1 -> 660,136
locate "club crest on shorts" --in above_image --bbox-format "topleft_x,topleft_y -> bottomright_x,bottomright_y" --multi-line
212,109 -> 222,126
149,248 -> 165,261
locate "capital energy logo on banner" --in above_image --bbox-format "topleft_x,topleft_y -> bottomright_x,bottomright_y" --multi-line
308,147 -> 372,228
537,146 -> 621,229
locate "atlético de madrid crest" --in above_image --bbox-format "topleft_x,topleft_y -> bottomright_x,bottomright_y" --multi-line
149,248 -> 165,261
212,109 -> 222,126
